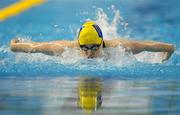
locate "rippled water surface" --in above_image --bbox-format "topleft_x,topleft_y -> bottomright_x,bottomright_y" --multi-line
0,77 -> 180,115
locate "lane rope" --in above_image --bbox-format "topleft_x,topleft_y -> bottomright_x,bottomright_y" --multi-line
0,0 -> 45,21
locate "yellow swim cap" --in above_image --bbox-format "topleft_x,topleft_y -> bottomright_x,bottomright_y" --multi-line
78,21 -> 103,45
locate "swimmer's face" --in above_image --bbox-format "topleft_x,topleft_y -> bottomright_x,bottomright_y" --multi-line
80,44 -> 102,58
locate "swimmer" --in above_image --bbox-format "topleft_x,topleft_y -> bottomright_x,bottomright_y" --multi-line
10,21 -> 175,62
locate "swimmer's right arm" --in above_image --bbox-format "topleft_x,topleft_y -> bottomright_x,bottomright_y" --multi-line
10,39 -> 77,56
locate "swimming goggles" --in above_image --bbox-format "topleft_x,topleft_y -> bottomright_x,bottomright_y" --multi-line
80,44 -> 100,51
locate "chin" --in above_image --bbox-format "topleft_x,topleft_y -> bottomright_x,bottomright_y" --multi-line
81,51 -> 102,58
87,56 -> 96,58
87,54 -> 100,58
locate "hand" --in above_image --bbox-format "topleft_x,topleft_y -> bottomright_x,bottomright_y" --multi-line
162,44 -> 175,63
162,52 -> 173,63
11,39 -> 20,45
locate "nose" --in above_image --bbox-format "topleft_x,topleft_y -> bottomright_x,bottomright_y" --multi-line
85,50 -> 94,58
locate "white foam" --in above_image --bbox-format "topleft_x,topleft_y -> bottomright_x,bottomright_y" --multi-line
59,47 -> 83,65
14,53 -> 57,64
0,45 -> 10,53
57,45 -> 136,68
15,36 -> 33,42
104,45 -> 136,66
95,8 -> 128,40
175,51 -> 180,55
134,52 -> 165,64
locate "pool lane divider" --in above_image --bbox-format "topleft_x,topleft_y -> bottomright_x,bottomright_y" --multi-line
0,0 -> 45,21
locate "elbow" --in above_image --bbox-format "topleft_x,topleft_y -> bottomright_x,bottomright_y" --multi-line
172,45 -> 175,52
10,44 -> 17,52
10,43 -> 20,52
169,44 -> 175,53
10,39 -> 18,52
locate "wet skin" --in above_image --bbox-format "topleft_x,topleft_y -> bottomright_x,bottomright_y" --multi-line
80,45 -> 103,58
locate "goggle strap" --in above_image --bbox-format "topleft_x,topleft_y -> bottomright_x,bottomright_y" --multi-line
92,25 -> 103,38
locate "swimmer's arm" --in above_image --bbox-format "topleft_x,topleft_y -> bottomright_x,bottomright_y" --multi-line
132,40 -> 175,62
105,39 -> 175,61
10,39 -> 77,56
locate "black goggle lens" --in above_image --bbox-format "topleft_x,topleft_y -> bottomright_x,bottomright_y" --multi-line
80,44 -> 100,51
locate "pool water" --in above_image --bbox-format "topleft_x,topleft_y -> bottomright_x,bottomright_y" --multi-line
0,0 -> 180,115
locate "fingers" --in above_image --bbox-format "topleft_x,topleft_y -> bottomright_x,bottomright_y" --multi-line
162,52 -> 173,63
161,44 -> 175,63
11,39 -> 20,44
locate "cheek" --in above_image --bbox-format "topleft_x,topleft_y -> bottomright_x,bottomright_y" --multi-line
83,51 -> 96,56
80,51 -> 89,55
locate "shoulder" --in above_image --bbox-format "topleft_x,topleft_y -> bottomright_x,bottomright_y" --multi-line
50,40 -> 79,48
103,38 -> 128,47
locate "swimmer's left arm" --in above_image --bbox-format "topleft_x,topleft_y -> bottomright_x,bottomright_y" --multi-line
128,40 -> 175,62
105,39 -> 175,61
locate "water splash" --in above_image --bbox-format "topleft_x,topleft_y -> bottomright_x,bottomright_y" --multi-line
135,52 -> 165,63
58,45 -> 136,68
94,7 -> 129,40
90,7 -> 166,64
0,45 -> 9,53
59,47 -> 83,65
15,35 -> 33,42
104,45 -> 136,66
14,53 -> 56,64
